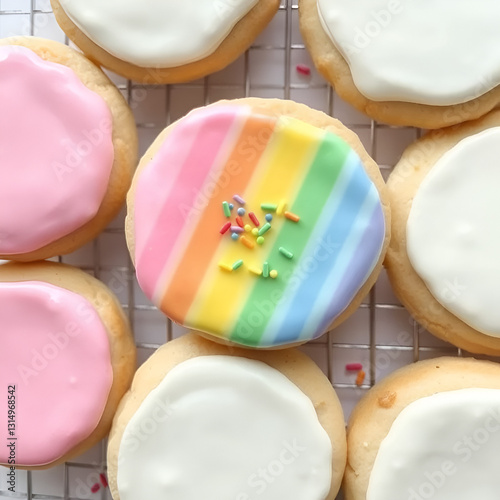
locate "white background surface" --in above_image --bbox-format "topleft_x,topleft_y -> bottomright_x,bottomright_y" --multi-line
0,1 -> 469,498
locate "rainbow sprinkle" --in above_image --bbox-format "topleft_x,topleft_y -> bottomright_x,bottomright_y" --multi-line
270,270 -> 278,279
263,262 -> 269,278
229,203 -> 234,210
237,207 -> 246,216
231,233 -> 239,241
276,200 -> 287,216
222,201 -> 231,217
233,194 -> 246,205
240,236 -> 255,249
249,212 -> 260,227
236,216 -> 244,228
279,247 -> 293,259
265,214 -> 273,222
244,224 -> 252,232
219,262 -> 233,272
257,236 -> 264,245
220,222 -> 231,234
284,211 -> 300,223
232,259 -> 244,270
258,223 -> 271,236
231,226 -> 244,233
249,266 -> 262,276
261,203 -> 277,211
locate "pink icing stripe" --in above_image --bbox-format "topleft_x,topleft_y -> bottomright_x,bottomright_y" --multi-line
134,107 -> 240,299
0,46 -> 114,255
0,281 -> 113,466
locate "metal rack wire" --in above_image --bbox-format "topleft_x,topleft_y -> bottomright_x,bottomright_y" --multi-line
0,1 -> 463,498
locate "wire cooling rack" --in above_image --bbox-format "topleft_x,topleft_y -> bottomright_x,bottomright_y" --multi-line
0,0 -> 473,498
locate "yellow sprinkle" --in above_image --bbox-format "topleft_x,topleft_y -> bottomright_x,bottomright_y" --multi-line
270,270 -> 278,279
252,228 -> 259,236
218,262 -> 233,272
244,224 -> 252,233
249,267 -> 262,276
277,200 -> 287,216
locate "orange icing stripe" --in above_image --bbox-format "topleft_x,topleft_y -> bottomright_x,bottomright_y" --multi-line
160,115 -> 276,322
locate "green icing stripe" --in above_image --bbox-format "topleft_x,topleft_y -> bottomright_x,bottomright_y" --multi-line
230,132 -> 351,346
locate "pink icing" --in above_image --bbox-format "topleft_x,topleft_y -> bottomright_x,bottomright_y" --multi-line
134,106 -> 242,300
0,281 -> 113,466
0,46 -> 114,255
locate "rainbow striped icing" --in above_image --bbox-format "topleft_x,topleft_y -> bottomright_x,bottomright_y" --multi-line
133,105 -> 385,348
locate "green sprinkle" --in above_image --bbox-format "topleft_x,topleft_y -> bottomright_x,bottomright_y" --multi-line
279,247 -> 293,259
258,223 -> 271,236
256,236 -> 265,245
222,201 -> 231,218
263,261 -> 269,278
232,259 -> 244,270
261,203 -> 277,212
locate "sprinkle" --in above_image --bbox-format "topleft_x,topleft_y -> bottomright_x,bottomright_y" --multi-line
237,207 -> 246,216
296,64 -> 311,75
277,200 -> 287,216
279,247 -> 293,259
219,262 -> 233,272
236,216 -> 244,228
261,203 -> 277,212
249,212 -> 260,227
258,223 -> 271,236
346,363 -> 363,372
240,236 -> 255,249
257,236 -> 265,245
231,233 -> 239,241
284,211 -> 300,223
249,266 -> 262,276
265,213 -> 273,222
232,259 -> 244,270
100,474 -> 108,488
263,262 -> 270,278
233,194 -> 246,205
91,484 -> 101,494
220,222 -> 231,234
229,203 -> 234,210
355,370 -> 366,387
231,226 -> 244,233
222,201 -> 231,217
270,270 -> 278,279
252,228 -> 259,236
244,224 -> 252,232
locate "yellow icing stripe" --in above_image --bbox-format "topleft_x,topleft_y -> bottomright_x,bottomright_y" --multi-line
186,118 -> 324,336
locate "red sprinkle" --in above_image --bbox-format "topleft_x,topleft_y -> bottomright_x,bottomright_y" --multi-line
220,221 -> 231,234
248,212 -> 260,227
100,473 -> 108,488
296,64 -> 311,76
236,216 -> 244,228
346,363 -> 363,372
91,483 -> 101,494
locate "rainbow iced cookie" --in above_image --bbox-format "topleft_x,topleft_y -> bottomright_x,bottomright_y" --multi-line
0,37 -> 137,262
345,357 -> 500,500
107,333 -> 346,500
51,0 -> 279,83
386,109 -> 500,356
299,0 -> 500,128
126,98 -> 389,348
0,261 -> 136,469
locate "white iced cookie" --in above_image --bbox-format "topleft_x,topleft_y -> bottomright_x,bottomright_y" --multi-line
299,0 -> 500,128
344,357 -> 500,500
107,333 -> 347,500
386,109 -> 500,355
51,0 -> 280,83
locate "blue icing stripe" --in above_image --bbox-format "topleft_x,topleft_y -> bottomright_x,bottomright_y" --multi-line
265,152 -> 381,346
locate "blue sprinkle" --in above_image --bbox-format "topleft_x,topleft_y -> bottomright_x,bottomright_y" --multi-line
229,203 -> 234,210
265,213 -> 273,222
231,233 -> 239,241
237,207 -> 246,216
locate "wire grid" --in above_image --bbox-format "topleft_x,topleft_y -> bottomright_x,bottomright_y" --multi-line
0,0 -> 467,499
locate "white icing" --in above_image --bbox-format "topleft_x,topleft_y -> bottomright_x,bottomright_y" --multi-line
117,356 -> 333,500
407,127 -> 500,337
367,389 -> 500,500
59,0 -> 258,67
317,0 -> 500,105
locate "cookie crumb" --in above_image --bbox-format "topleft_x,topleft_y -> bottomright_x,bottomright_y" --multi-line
378,391 -> 397,408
